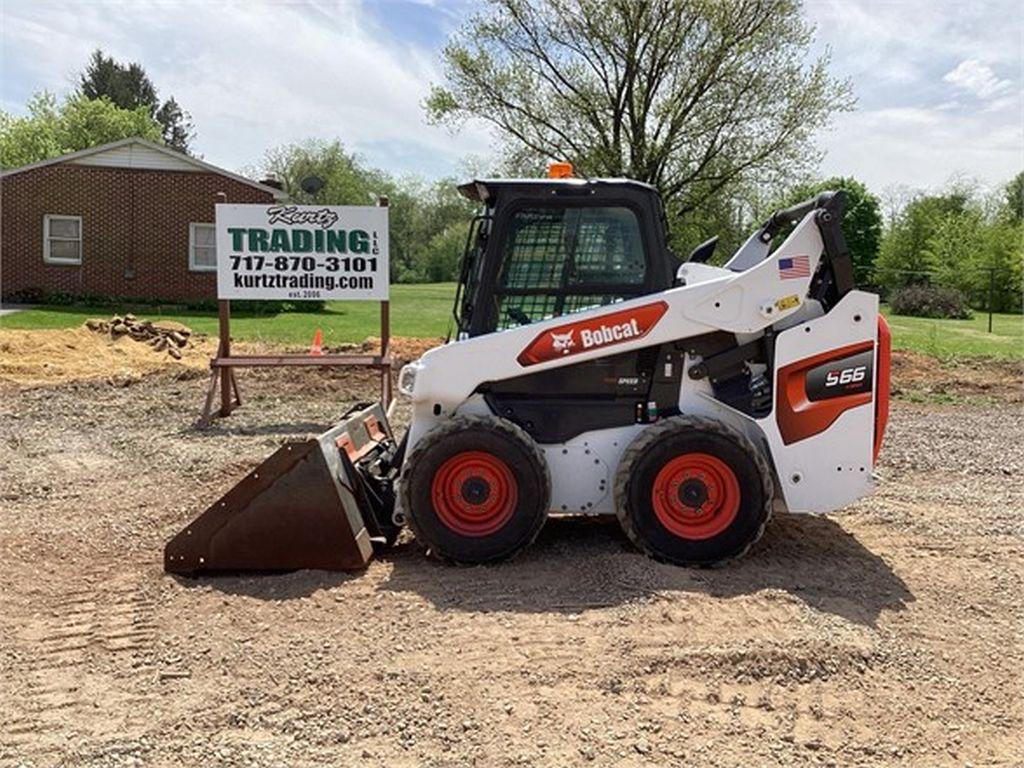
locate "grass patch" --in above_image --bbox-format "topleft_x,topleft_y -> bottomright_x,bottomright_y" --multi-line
881,305 -> 1022,360
0,283 -> 457,346
3,287 -> 1020,359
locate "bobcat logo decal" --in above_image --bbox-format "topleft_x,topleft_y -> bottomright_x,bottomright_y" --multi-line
517,301 -> 669,367
551,330 -> 575,354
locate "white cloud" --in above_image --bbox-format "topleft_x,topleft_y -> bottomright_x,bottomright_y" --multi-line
819,104 -> 1022,192
807,0 -> 1022,191
0,1 -> 494,178
2,0 -> 1021,191
943,59 -> 1013,99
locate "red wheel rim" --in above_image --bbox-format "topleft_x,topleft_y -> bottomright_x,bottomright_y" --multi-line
430,451 -> 518,537
651,452 -> 740,540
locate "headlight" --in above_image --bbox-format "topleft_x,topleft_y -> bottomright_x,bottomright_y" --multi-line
398,362 -> 419,396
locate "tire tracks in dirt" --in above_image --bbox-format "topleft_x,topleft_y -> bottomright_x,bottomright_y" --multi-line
1,571 -> 158,764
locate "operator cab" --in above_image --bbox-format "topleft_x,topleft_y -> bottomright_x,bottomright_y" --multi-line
453,169 -> 680,338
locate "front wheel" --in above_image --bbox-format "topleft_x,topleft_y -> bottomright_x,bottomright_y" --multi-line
400,416 -> 550,564
614,417 -> 773,566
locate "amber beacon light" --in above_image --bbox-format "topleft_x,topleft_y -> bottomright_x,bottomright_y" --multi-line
547,161 -> 574,178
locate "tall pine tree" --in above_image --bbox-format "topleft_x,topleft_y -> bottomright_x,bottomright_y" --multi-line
79,50 -> 194,153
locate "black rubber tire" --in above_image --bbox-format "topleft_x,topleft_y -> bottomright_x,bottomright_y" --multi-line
399,416 -> 551,564
614,416 -> 773,566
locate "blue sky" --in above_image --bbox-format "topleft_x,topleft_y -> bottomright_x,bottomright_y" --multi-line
2,0 -> 1020,194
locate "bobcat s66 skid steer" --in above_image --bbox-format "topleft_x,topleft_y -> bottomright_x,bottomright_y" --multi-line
165,169 -> 891,573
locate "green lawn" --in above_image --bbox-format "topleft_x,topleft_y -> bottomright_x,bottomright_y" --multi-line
2,286 -> 1020,359
0,283 -> 458,346
880,305 -> 1022,360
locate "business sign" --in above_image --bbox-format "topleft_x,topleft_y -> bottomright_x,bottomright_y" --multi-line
216,204 -> 389,300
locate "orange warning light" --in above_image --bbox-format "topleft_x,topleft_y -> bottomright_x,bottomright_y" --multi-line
547,162 -> 574,179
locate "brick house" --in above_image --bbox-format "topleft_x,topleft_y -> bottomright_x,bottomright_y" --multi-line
0,137 -> 286,303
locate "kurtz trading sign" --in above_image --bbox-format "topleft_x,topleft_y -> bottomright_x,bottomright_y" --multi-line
215,203 -> 389,301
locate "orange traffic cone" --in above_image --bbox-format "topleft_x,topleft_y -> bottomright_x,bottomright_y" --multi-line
309,329 -> 324,356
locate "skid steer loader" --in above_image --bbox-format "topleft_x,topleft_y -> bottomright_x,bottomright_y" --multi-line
165,168 -> 891,573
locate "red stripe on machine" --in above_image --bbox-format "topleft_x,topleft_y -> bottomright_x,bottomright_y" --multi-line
517,301 -> 669,367
776,340 -> 875,445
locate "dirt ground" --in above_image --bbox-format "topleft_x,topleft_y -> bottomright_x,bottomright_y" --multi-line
0,339 -> 1021,767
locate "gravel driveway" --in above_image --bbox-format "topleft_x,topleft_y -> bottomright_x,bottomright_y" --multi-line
0,361 -> 1021,767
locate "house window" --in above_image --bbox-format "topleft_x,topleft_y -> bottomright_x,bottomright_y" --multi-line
189,223 -> 217,271
43,215 -> 82,265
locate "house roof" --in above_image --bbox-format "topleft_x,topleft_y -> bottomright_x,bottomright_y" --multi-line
0,137 -> 287,200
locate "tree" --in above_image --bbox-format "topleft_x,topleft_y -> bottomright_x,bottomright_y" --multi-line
0,91 -> 162,168
79,49 -> 194,153
1001,171 -> 1024,224
874,191 -> 971,292
874,180 -> 1022,313
427,0 -> 852,224
80,50 -> 157,111
154,97 -> 194,154
770,177 -> 882,274
254,140 -> 478,283
923,208 -> 987,301
668,179 -> 755,262
257,139 -> 378,205
381,177 -> 479,282
981,219 -> 1023,313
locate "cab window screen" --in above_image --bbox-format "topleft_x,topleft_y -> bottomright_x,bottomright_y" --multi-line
495,206 -> 646,329
500,207 -> 645,289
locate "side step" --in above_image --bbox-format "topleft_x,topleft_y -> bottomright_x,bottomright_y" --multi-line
165,403 -> 400,575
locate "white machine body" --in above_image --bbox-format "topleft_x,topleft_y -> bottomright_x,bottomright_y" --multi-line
399,211 -> 886,517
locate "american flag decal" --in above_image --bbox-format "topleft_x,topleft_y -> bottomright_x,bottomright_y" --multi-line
778,255 -> 811,280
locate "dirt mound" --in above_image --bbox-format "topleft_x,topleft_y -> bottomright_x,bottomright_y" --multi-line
355,336 -> 444,363
891,349 -> 1023,402
0,329 -> 441,388
0,326 -> 216,387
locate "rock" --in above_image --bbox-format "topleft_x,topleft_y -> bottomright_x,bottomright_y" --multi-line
158,669 -> 191,681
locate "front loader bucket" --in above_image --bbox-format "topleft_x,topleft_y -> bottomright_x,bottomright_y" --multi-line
165,404 -> 399,575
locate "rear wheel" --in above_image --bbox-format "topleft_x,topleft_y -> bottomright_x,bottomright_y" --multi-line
400,416 -> 550,563
615,417 -> 772,566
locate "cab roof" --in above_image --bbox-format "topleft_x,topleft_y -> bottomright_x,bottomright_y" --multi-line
457,177 -> 660,204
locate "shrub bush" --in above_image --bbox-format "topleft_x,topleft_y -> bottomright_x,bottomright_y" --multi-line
889,285 -> 973,319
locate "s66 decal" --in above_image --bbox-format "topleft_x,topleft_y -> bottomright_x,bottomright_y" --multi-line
517,301 -> 668,367
806,349 -> 874,402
